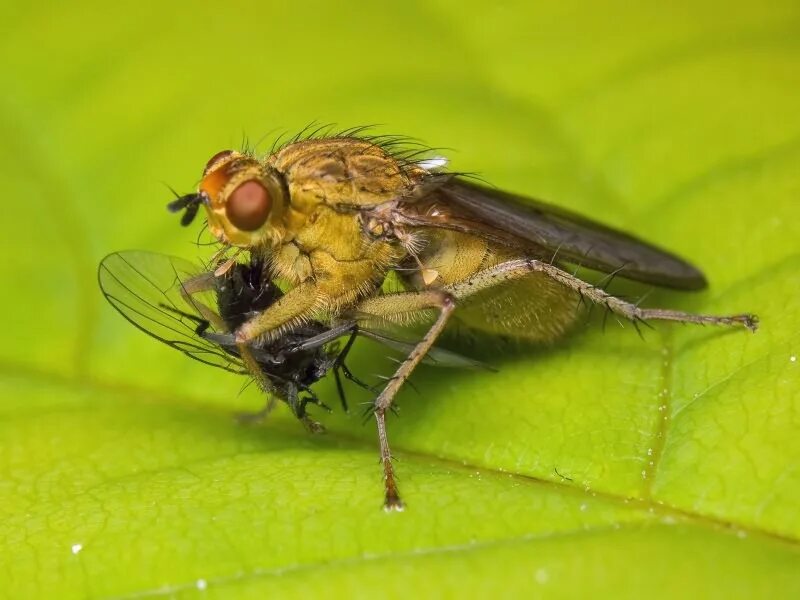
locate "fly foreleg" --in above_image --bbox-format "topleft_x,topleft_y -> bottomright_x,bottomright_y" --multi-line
234,281 -> 323,344
179,272 -> 280,413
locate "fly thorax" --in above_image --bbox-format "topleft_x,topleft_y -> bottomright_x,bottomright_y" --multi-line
273,137 -> 414,208
295,207 -> 371,262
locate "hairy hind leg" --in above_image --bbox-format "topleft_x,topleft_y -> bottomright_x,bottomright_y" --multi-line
349,258 -> 755,510
442,259 -> 757,332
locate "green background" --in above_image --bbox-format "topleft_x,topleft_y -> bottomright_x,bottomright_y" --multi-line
2,1 -> 799,598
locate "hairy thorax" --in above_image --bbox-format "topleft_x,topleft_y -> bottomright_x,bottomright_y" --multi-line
265,138 -> 414,293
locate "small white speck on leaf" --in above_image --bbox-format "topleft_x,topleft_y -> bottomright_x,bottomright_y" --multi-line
736,530 -> 748,539
535,568 -> 549,584
791,355 -> 797,363
71,544 -> 82,555
580,503 -> 588,512
196,579 -> 208,590
647,448 -> 653,456
641,470 -> 647,479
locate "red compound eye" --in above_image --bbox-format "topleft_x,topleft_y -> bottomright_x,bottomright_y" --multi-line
226,180 -> 271,231
203,150 -> 235,175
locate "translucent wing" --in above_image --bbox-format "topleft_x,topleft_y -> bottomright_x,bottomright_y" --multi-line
98,250 -> 245,374
359,330 -> 491,370
99,250 -> 490,380
206,326 -> 492,370
400,177 -> 707,290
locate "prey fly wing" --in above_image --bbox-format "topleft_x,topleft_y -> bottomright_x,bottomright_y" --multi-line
98,250 -> 489,402
98,250 -> 245,373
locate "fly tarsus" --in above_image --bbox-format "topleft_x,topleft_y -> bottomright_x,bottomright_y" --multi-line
633,307 -> 759,332
301,415 -> 326,434
298,389 -> 332,415
375,409 -> 405,512
234,396 -> 278,425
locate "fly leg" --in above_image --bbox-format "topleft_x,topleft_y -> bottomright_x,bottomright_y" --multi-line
442,259 -> 758,331
178,272 -> 228,331
356,257 -> 755,508
352,290 -> 457,511
179,272 -> 282,419
332,327 -> 371,412
235,396 -> 279,425
231,277 -> 380,428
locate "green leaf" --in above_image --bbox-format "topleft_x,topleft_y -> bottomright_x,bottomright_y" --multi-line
2,2 -> 799,597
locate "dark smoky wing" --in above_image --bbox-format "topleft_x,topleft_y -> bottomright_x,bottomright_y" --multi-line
406,177 -> 707,290
98,250 -> 245,373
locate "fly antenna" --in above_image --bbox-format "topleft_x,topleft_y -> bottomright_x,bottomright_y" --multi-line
166,185 -> 206,227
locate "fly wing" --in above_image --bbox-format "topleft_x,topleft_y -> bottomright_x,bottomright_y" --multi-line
204,324 -> 491,370
401,177 -> 707,290
360,329 -> 492,370
98,250 -> 245,373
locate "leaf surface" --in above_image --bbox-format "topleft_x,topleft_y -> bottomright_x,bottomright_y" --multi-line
1,1 -> 799,597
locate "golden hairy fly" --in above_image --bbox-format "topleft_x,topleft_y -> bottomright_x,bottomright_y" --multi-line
168,128 -> 757,511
